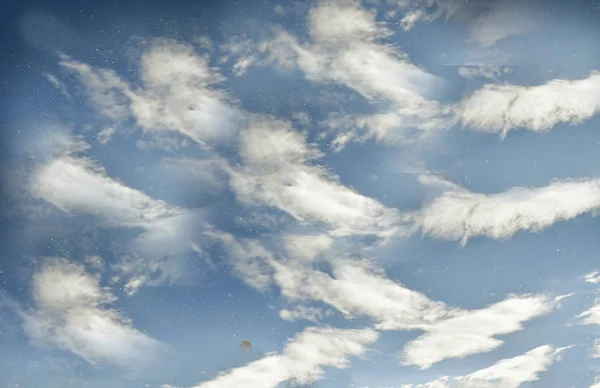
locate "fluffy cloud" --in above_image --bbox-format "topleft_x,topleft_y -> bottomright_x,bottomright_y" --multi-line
60,40 -> 244,148
28,136 -> 201,293
416,175 -> 600,245
16,259 -> 162,369
403,344 -> 571,388
165,326 -> 378,388
226,119 -> 406,240
456,71 -> 600,137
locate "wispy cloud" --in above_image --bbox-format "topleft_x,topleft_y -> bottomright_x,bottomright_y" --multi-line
457,65 -> 513,81
393,0 -> 535,47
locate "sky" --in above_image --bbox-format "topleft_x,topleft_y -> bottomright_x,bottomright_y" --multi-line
2,0 -> 600,387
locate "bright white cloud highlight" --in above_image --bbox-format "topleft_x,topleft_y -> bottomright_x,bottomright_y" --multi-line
401,295 -> 557,369
17,259 -> 162,369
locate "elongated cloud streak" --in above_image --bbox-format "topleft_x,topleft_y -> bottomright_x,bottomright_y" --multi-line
417,176 -> 600,245
403,344 -> 572,388
457,72 -> 600,137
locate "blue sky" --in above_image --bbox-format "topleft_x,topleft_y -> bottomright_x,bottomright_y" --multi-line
2,0 -> 600,387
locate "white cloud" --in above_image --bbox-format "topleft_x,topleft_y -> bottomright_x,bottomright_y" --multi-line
260,0 -> 600,142
17,258 -> 162,369
585,271 -> 600,284
209,228 -> 560,367
578,298 -> 600,327
30,157 -> 184,228
60,56 -> 131,121
401,294 -> 557,369
165,326 -> 378,388
260,0 -> 449,146
220,36 -> 259,76
269,255 -> 558,367
271,258 -> 450,330
204,230 -> 274,290
403,345 -> 571,388
416,175 -> 600,245
283,234 -> 334,262
226,119 -> 406,240
28,137 -> 201,293
456,71 -> 600,137
96,126 -> 118,144
279,306 -> 326,322
198,219 -> 564,369
60,40 -> 244,149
